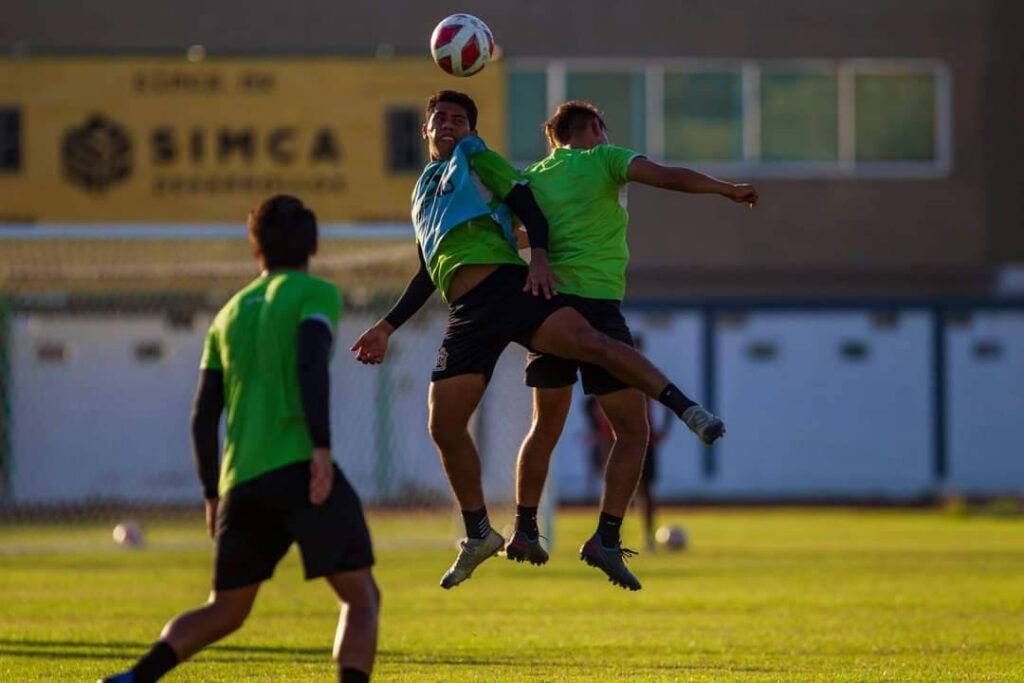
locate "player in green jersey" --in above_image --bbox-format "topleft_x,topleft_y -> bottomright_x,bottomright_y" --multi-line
102,196 -> 379,683
504,101 -> 758,590
351,91 -> 724,592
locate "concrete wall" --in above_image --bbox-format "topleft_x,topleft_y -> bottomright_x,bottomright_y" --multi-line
9,305 -> 1023,504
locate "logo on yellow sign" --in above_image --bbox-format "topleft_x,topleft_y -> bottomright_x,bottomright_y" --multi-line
61,114 -> 133,193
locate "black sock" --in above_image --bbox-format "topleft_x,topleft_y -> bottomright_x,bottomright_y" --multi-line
515,505 -> 539,539
131,641 -> 179,683
340,666 -> 370,683
597,512 -> 623,547
658,383 -> 697,418
461,506 -> 490,540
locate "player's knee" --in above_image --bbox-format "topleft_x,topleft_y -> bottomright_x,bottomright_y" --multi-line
340,575 -> 381,614
530,416 -> 565,445
428,415 -> 463,451
615,417 -> 650,447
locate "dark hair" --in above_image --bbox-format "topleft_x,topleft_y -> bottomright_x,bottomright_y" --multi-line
426,90 -> 478,129
247,194 -> 318,269
544,100 -> 605,149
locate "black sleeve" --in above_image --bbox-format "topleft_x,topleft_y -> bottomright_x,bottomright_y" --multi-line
297,318 -> 333,449
504,183 -> 549,250
383,245 -> 436,330
190,369 -> 225,500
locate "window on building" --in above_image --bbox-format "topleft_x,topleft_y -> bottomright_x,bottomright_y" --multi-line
0,108 -> 21,172
507,60 -> 947,177
508,70 -> 548,162
566,71 -> 646,151
386,107 -> 423,173
855,73 -> 936,162
760,71 -> 838,162
663,71 -> 743,161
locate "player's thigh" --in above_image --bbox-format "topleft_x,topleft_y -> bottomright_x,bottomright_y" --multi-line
528,306 -> 598,358
428,374 -> 487,436
596,388 -> 650,442
290,466 -> 375,581
576,300 -> 634,395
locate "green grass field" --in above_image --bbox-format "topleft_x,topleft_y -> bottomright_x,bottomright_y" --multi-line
2,507 -> 1022,682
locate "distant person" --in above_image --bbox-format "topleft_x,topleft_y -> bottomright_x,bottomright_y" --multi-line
631,335 -> 674,552
102,196 -> 379,683
582,394 -> 614,503
506,100 -> 756,590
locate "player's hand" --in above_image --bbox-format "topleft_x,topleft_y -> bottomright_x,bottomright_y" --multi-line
204,497 -> 219,539
309,447 -> 334,505
523,249 -> 562,299
350,320 -> 394,365
727,183 -> 758,208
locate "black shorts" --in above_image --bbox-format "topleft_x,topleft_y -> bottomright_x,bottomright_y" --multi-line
213,461 -> 374,591
431,264 -> 569,383
525,295 -> 633,396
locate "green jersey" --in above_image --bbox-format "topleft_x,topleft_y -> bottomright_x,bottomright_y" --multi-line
525,145 -> 643,301
424,146 -> 526,302
200,271 -> 342,495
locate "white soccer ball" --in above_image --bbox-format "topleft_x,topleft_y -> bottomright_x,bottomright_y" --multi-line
655,524 -> 688,551
430,14 -> 495,77
112,520 -> 145,548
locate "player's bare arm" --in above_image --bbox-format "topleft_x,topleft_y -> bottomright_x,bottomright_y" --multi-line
627,157 -> 759,208
351,245 -> 435,365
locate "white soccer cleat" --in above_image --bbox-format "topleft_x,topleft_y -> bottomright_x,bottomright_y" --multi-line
682,405 -> 726,445
439,528 -> 504,589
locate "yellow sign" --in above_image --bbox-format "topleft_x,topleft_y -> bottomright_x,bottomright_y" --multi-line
0,57 -> 506,222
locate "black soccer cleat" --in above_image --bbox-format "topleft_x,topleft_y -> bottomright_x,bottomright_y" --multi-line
681,405 -> 726,445
503,531 -> 550,566
580,533 -> 642,591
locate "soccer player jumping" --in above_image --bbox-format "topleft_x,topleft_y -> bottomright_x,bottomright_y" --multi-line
505,101 -> 757,590
102,196 -> 380,683
351,91 -> 730,591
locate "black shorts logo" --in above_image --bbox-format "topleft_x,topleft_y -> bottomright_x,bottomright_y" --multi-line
62,113 -> 133,192
433,346 -> 448,371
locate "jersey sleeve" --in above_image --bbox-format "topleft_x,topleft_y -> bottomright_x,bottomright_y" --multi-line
199,325 -> 223,371
467,147 -> 524,199
299,282 -> 343,334
597,144 -> 645,185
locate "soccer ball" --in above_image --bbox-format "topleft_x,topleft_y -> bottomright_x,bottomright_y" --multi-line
655,524 -> 688,551
112,520 -> 145,548
430,14 -> 495,77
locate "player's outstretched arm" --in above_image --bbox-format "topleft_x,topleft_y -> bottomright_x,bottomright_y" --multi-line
627,158 -> 758,208
191,368 -> 224,537
504,184 -> 561,299
351,246 -> 436,364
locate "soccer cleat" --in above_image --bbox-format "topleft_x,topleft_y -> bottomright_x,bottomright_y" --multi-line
440,528 -> 504,589
579,533 -> 642,591
99,672 -> 135,683
682,405 -> 726,445
503,531 -> 550,565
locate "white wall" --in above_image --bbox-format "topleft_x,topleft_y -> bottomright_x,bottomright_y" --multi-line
8,306 -> 1024,504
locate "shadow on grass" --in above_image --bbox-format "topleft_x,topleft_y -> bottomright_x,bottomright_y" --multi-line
0,637 -> 330,663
